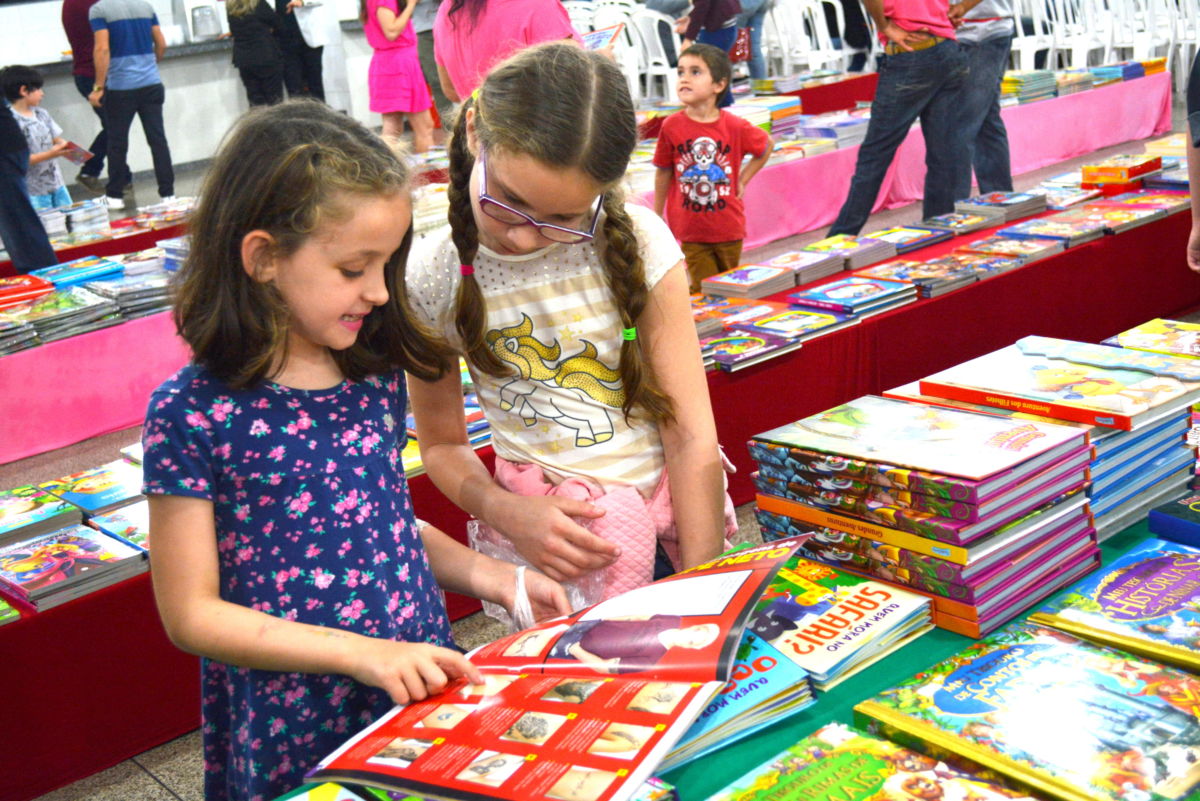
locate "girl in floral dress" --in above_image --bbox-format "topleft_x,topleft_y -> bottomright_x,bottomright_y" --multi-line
140,101 -> 567,801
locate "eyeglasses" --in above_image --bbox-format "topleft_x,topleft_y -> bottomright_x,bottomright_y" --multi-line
477,149 -> 603,244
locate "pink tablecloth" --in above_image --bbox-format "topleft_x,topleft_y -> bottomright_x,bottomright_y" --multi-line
0,311 -> 190,464
637,71 -> 1173,249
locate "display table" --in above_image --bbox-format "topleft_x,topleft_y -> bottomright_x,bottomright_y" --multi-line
783,71 -> 879,114
0,223 -> 186,279
638,71 -> 1173,250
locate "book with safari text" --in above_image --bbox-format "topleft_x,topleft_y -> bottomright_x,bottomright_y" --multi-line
308,541 -> 799,801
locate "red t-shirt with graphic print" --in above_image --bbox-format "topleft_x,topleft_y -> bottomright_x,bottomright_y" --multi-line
653,109 -> 771,244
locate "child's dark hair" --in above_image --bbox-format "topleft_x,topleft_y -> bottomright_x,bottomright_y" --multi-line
679,43 -> 732,104
1,65 -> 43,103
447,42 -> 673,423
175,99 -> 452,388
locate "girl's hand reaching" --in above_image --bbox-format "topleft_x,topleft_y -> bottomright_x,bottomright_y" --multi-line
494,494 -> 617,582
495,564 -> 572,623
350,639 -> 483,706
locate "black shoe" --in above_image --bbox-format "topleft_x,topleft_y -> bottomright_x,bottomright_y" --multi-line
76,172 -> 104,194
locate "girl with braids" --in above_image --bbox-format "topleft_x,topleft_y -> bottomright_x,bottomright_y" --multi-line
407,42 -> 737,605
140,101 -> 567,801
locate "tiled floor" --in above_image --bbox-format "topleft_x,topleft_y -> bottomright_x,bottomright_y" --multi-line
20,93 -> 1192,800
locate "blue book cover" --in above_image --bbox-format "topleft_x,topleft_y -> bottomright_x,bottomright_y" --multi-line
787,276 -> 915,314
1149,492 -> 1200,549
37,459 -> 144,515
28,255 -> 123,287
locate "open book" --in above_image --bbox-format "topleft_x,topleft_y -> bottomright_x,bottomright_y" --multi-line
307,541 -> 799,801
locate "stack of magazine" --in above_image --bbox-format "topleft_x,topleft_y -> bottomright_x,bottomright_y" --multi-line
954,191 -> 1047,222
700,265 -> 796,299
760,250 -> 844,285
83,271 -> 172,318
3,286 -> 123,343
788,276 -> 918,319
853,258 -> 980,298
802,234 -> 897,271
749,394 -> 1098,638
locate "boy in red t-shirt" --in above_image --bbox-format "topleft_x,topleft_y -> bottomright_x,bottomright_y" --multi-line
653,44 -> 772,293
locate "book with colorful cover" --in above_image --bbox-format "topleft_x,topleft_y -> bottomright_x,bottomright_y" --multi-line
700,265 -> 795,297
307,542 -> 799,801
750,394 -> 1089,486
919,252 -> 1024,278
914,211 -> 1003,234
919,335 -> 1200,431
853,622 -> 1200,801
999,216 -> 1107,246
0,523 -> 146,604
710,722 -> 1040,801
727,307 -> 858,341
1058,203 -> 1167,233
89,500 -> 150,552
1092,190 -> 1192,214
0,484 -> 82,546
787,276 -> 916,314
697,330 -> 803,372
0,595 -> 21,626
1040,187 -> 1103,210
0,274 -> 55,309
1148,492 -> 1200,550
1110,319 -> 1200,360
1029,537 -> 1200,670
27,255 -> 123,287
746,553 -> 931,687
955,235 -> 1065,262
37,459 -> 145,516
853,259 -> 979,298
121,442 -> 145,465
861,226 -> 953,253
1081,153 -> 1163,182
763,249 -> 841,272
59,141 -> 95,166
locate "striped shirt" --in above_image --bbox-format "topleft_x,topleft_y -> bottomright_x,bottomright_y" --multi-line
89,0 -> 160,91
407,204 -> 684,497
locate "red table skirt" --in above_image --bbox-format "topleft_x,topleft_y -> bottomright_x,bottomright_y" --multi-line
0,224 -> 186,279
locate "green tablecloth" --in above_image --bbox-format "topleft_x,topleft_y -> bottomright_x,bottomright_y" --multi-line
661,521 -> 1152,799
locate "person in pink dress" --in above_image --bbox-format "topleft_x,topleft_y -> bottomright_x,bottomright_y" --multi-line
432,0 -> 580,103
362,0 -> 433,152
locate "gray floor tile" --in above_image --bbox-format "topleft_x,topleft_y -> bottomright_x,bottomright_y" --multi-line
134,730 -> 205,801
29,758 -> 182,801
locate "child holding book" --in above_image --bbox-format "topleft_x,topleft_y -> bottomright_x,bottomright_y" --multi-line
407,42 -> 737,603
2,65 -> 72,210
140,101 -> 568,801
653,44 -> 772,293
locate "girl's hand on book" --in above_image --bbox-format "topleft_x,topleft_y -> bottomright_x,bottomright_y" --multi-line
353,640 -> 482,705
494,495 -> 616,582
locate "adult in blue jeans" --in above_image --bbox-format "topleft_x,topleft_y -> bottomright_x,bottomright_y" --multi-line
951,0 -> 1014,199
735,0 -> 770,81
679,0 -> 741,107
828,0 -> 967,236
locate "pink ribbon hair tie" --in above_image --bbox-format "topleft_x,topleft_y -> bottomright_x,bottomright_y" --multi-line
460,264 -> 475,276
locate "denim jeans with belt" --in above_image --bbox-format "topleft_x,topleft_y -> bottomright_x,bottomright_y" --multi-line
829,38 -> 968,235
954,32 -> 1014,198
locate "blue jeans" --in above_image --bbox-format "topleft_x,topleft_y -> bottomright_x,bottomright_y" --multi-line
0,149 -> 56,272
736,0 -> 769,80
830,39 -> 968,235
954,33 -> 1014,198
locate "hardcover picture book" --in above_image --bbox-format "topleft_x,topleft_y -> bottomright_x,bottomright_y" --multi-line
38,459 -> 145,516
1081,153 -> 1162,182
1055,203 -> 1166,234
0,524 -> 147,610
762,249 -> 844,284
955,234 -> 1065,263
861,225 -> 953,254
802,234 -> 897,270
308,542 -> 799,801
999,216 -> 1107,247
0,484 -> 82,547
1030,537 -> 1200,670
853,258 -> 979,298
954,191 -> 1047,222
787,276 -> 916,315
854,622 -> 1200,801
727,307 -> 858,342
918,335 -> 1200,430
1148,491 -> 1200,549
0,274 -> 54,309
27,255 -> 123,287
710,722 -> 1040,801
700,265 -> 795,299
1109,318 -> 1200,360
89,500 -> 150,552
914,211 -> 1003,234
697,330 -> 803,372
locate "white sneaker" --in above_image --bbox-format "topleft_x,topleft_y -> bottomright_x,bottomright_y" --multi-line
105,196 -> 125,211
160,195 -> 177,203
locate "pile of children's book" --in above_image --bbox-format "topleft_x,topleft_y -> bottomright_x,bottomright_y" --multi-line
802,234 -> 896,271
788,276 -> 918,319
700,264 -> 796,299
999,69 -> 1057,103
954,190 -> 1047,221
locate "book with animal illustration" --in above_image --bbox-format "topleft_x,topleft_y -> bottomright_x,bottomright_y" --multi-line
37,459 -> 145,516
698,330 -> 803,372
787,276 -> 916,315
726,307 -> 858,342
709,722 -> 1040,801
853,622 -> 1200,801
308,542 -> 799,801
0,484 -> 82,547
918,335 -> 1200,430
852,258 -> 980,298
1029,538 -> 1200,671
1109,319 -> 1200,360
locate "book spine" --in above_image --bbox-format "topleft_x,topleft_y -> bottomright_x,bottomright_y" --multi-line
1146,508 -> 1200,549
788,296 -> 853,314
917,379 -> 1134,430
756,493 -> 971,564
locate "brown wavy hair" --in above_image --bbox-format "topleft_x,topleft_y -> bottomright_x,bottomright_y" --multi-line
446,42 -> 674,423
174,100 -> 453,388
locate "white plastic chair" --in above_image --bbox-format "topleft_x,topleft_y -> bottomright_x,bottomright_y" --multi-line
591,3 -> 643,101
1169,0 -> 1200,94
1107,0 -> 1175,67
766,0 -> 847,74
563,0 -> 595,35
632,8 -> 680,99
1009,0 -> 1057,71
1046,0 -> 1111,68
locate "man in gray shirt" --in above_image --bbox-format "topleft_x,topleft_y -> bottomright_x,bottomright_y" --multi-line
951,0 -> 1015,198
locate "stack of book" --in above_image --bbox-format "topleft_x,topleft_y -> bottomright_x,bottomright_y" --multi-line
1000,69 -> 1057,103
919,251 -> 1024,280
731,95 -> 802,135
918,335 -> 1199,536
62,198 -> 111,234
0,274 -> 54,309
861,225 -> 953,254
0,524 -> 147,611
726,102 -> 771,133
690,295 -> 788,337
955,233 -> 1065,263
83,272 -> 172,318
88,500 -> 150,552
1036,185 -> 1102,209
0,484 -> 83,549
1081,153 -> 1162,188
159,235 -> 191,272
795,112 -> 870,148
802,234 -> 897,270
1091,60 -> 1145,82
119,247 -> 167,276
1142,165 -> 1190,191
3,286 -> 123,343
788,276 -> 918,318
1055,67 -> 1094,95
1054,202 -> 1168,233
697,329 -> 803,372
27,255 -> 123,287
748,395 -> 1097,638
1105,317 -> 1200,359
853,258 -> 979,298
769,136 -> 838,162
727,305 -> 858,342
0,313 -> 38,355
1144,131 -> 1188,158
761,249 -> 844,284
998,215 -> 1108,247
854,622 -> 1200,801
914,210 -> 1003,234
954,191 -> 1047,221
700,264 -> 795,298
37,206 -> 68,237
1094,189 -> 1191,213
38,459 -> 145,517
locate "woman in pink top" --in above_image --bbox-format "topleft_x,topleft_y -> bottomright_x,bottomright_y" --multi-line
432,0 -> 581,102
362,0 -> 434,151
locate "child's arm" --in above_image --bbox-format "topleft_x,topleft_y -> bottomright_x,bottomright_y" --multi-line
375,0 -> 416,41
408,372 -> 618,582
148,495 -> 482,704
89,29 -> 110,107
653,167 -> 672,217
640,262 -> 726,569
738,137 -> 772,199
28,140 -> 70,165
418,519 -> 571,623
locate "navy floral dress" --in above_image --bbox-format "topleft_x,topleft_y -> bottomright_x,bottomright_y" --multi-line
142,365 -> 454,801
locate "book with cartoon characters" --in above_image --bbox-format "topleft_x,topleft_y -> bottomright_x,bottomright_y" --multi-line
37,459 -> 145,516
709,722 -> 1040,801
1109,319 -> 1200,360
919,336 -> 1200,431
700,265 -> 796,299
861,226 -> 953,254
914,211 -> 1004,234
0,484 -> 82,547
1053,203 -> 1167,234
27,255 -> 123,287
1030,538 -> 1200,671
726,307 -> 858,342
788,276 -> 917,315
698,330 -> 804,372
0,523 -> 148,610
308,542 -> 801,801
852,258 -> 979,298
999,216 -> 1107,247
955,235 -> 1065,263
854,622 -> 1200,801
88,500 -> 150,552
